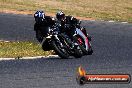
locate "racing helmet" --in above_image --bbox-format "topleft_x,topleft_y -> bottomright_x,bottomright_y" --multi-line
34,11 -> 45,23
56,11 -> 65,21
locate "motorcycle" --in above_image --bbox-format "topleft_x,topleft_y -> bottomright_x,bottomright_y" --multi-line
41,24 -> 83,59
70,21 -> 93,55
58,33 -> 83,58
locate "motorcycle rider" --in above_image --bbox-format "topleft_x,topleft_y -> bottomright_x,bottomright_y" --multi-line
34,10 -> 56,42
55,11 -> 93,54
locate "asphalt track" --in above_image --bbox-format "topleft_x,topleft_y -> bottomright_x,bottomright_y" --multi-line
0,13 -> 132,88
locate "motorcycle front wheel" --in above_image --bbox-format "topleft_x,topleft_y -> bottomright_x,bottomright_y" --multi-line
60,33 -> 83,58
52,40 -> 70,59
75,35 -> 93,55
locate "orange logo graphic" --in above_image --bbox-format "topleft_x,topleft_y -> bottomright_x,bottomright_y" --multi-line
76,66 -> 131,85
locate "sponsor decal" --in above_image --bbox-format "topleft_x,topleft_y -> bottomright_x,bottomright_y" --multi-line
76,66 -> 131,85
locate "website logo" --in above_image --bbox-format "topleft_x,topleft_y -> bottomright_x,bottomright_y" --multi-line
76,66 -> 131,85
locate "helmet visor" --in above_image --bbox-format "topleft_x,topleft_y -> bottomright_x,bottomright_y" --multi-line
58,14 -> 65,21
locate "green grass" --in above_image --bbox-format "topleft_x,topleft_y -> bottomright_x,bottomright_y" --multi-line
0,41 -> 53,58
0,0 -> 132,22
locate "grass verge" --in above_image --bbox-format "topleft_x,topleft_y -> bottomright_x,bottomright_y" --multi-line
0,41 -> 53,58
0,0 -> 132,22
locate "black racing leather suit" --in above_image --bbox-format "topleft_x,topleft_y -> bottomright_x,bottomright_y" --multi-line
57,16 -> 89,50
34,16 -> 55,42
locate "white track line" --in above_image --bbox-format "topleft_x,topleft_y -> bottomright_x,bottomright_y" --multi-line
108,20 -> 115,23
0,40 -> 10,42
121,22 -> 128,24
89,20 -> 129,24
0,55 -> 59,61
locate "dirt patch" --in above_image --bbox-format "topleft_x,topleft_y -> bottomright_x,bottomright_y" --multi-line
0,9 -> 94,21
0,9 -> 33,15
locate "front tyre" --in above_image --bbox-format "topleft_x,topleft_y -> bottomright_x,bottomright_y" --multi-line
80,44 -> 93,55
76,36 -> 93,55
60,33 -> 83,58
87,47 -> 93,55
52,41 -> 69,59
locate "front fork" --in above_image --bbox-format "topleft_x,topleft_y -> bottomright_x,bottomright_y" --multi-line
53,35 -> 63,47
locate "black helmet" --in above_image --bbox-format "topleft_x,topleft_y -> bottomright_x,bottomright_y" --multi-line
34,11 -> 45,23
56,11 -> 65,21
